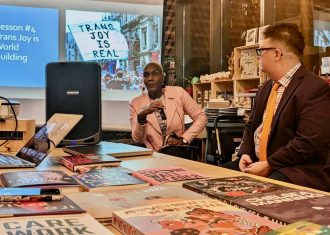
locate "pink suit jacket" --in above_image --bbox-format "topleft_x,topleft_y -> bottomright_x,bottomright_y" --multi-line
129,86 -> 207,151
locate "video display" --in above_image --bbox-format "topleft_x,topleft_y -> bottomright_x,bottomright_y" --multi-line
0,5 -> 59,88
66,10 -> 162,91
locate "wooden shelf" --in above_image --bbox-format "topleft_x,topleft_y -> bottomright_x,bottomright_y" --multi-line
193,44 -> 264,108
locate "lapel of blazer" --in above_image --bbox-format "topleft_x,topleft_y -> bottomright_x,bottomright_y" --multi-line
139,93 -> 162,135
269,65 -> 304,138
163,88 -> 177,131
254,81 -> 273,130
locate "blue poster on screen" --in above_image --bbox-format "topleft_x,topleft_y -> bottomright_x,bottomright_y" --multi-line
0,5 -> 59,88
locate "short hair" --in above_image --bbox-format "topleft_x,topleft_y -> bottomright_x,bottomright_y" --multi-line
263,23 -> 305,57
144,62 -> 164,75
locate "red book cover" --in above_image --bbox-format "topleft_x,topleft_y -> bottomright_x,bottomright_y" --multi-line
60,154 -> 121,172
131,166 -> 207,186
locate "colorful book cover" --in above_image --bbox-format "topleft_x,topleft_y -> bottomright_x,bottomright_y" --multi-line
60,154 -> 121,172
0,188 -> 63,202
72,166 -> 147,191
234,189 -> 330,225
182,176 -> 288,204
0,170 -> 80,188
265,221 -> 330,235
112,199 -> 281,235
131,166 -> 207,186
0,213 -> 115,235
0,195 -> 85,217
67,185 -> 207,221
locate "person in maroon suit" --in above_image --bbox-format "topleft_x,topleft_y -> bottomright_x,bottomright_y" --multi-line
222,23 -> 330,191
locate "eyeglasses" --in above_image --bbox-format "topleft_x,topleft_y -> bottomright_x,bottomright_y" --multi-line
143,70 -> 161,78
256,47 -> 277,56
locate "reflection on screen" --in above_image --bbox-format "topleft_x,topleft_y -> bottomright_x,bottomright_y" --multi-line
16,124 -> 49,165
65,10 -> 161,92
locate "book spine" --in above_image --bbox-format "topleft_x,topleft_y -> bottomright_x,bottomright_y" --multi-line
131,172 -> 159,186
0,194 -> 64,202
60,158 -> 75,171
62,147 -> 80,155
112,213 -> 141,235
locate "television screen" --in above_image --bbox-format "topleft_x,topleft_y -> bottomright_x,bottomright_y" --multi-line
0,5 -> 59,88
66,10 -> 161,92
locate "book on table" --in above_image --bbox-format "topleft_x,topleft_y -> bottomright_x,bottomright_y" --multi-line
67,185 -> 207,224
0,188 -> 63,202
131,166 -> 207,186
59,154 -> 121,172
265,221 -> 330,235
71,166 -> 148,192
182,176 -> 288,205
112,198 -> 281,235
0,195 -> 85,217
0,170 -> 80,188
0,113 -> 82,168
63,141 -> 153,158
0,213 -> 115,235
233,189 -> 330,225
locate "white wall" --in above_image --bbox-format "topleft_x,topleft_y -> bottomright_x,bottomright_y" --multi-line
16,99 -> 131,130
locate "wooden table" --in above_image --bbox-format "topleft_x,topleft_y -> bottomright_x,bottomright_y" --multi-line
2,148 -> 329,234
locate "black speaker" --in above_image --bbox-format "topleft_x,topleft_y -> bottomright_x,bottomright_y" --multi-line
46,62 -> 102,145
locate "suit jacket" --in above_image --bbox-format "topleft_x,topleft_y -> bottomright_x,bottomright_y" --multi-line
238,66 -> 330,191
129,86 -> 207,151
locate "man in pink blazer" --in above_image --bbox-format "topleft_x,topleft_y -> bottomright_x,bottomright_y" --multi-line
129,62 -> 207,151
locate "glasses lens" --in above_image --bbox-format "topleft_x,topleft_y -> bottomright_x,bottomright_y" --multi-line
256,48 -> 261,56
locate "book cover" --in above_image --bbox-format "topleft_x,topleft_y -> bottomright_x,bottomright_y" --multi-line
182,176 -> 288,204
63,141 -> 153,158
131,166 -> 207,186
234,189 -> 330,225
60,154 -> 121,172
0,195 -> 85,217
240,48 -> 259,79
0,188 -> 63,202
72,166 -> 148,191
265,221 -> 330,235
112,199 -> 281,235
0,170 -> 80,188
67,185 -> 207,221
0,213 -> 115,235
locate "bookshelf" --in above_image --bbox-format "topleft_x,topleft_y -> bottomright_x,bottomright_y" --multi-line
193,44 -> 265,108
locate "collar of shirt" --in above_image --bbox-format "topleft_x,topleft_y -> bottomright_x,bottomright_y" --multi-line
276,62 -> 301,88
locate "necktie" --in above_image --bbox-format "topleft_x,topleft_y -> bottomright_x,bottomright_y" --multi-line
259,82 -> 280,161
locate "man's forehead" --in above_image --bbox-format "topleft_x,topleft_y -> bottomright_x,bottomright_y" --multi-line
145,66 -> 159,72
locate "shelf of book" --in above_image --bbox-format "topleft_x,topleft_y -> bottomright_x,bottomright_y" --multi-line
193,44 -> 266,109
